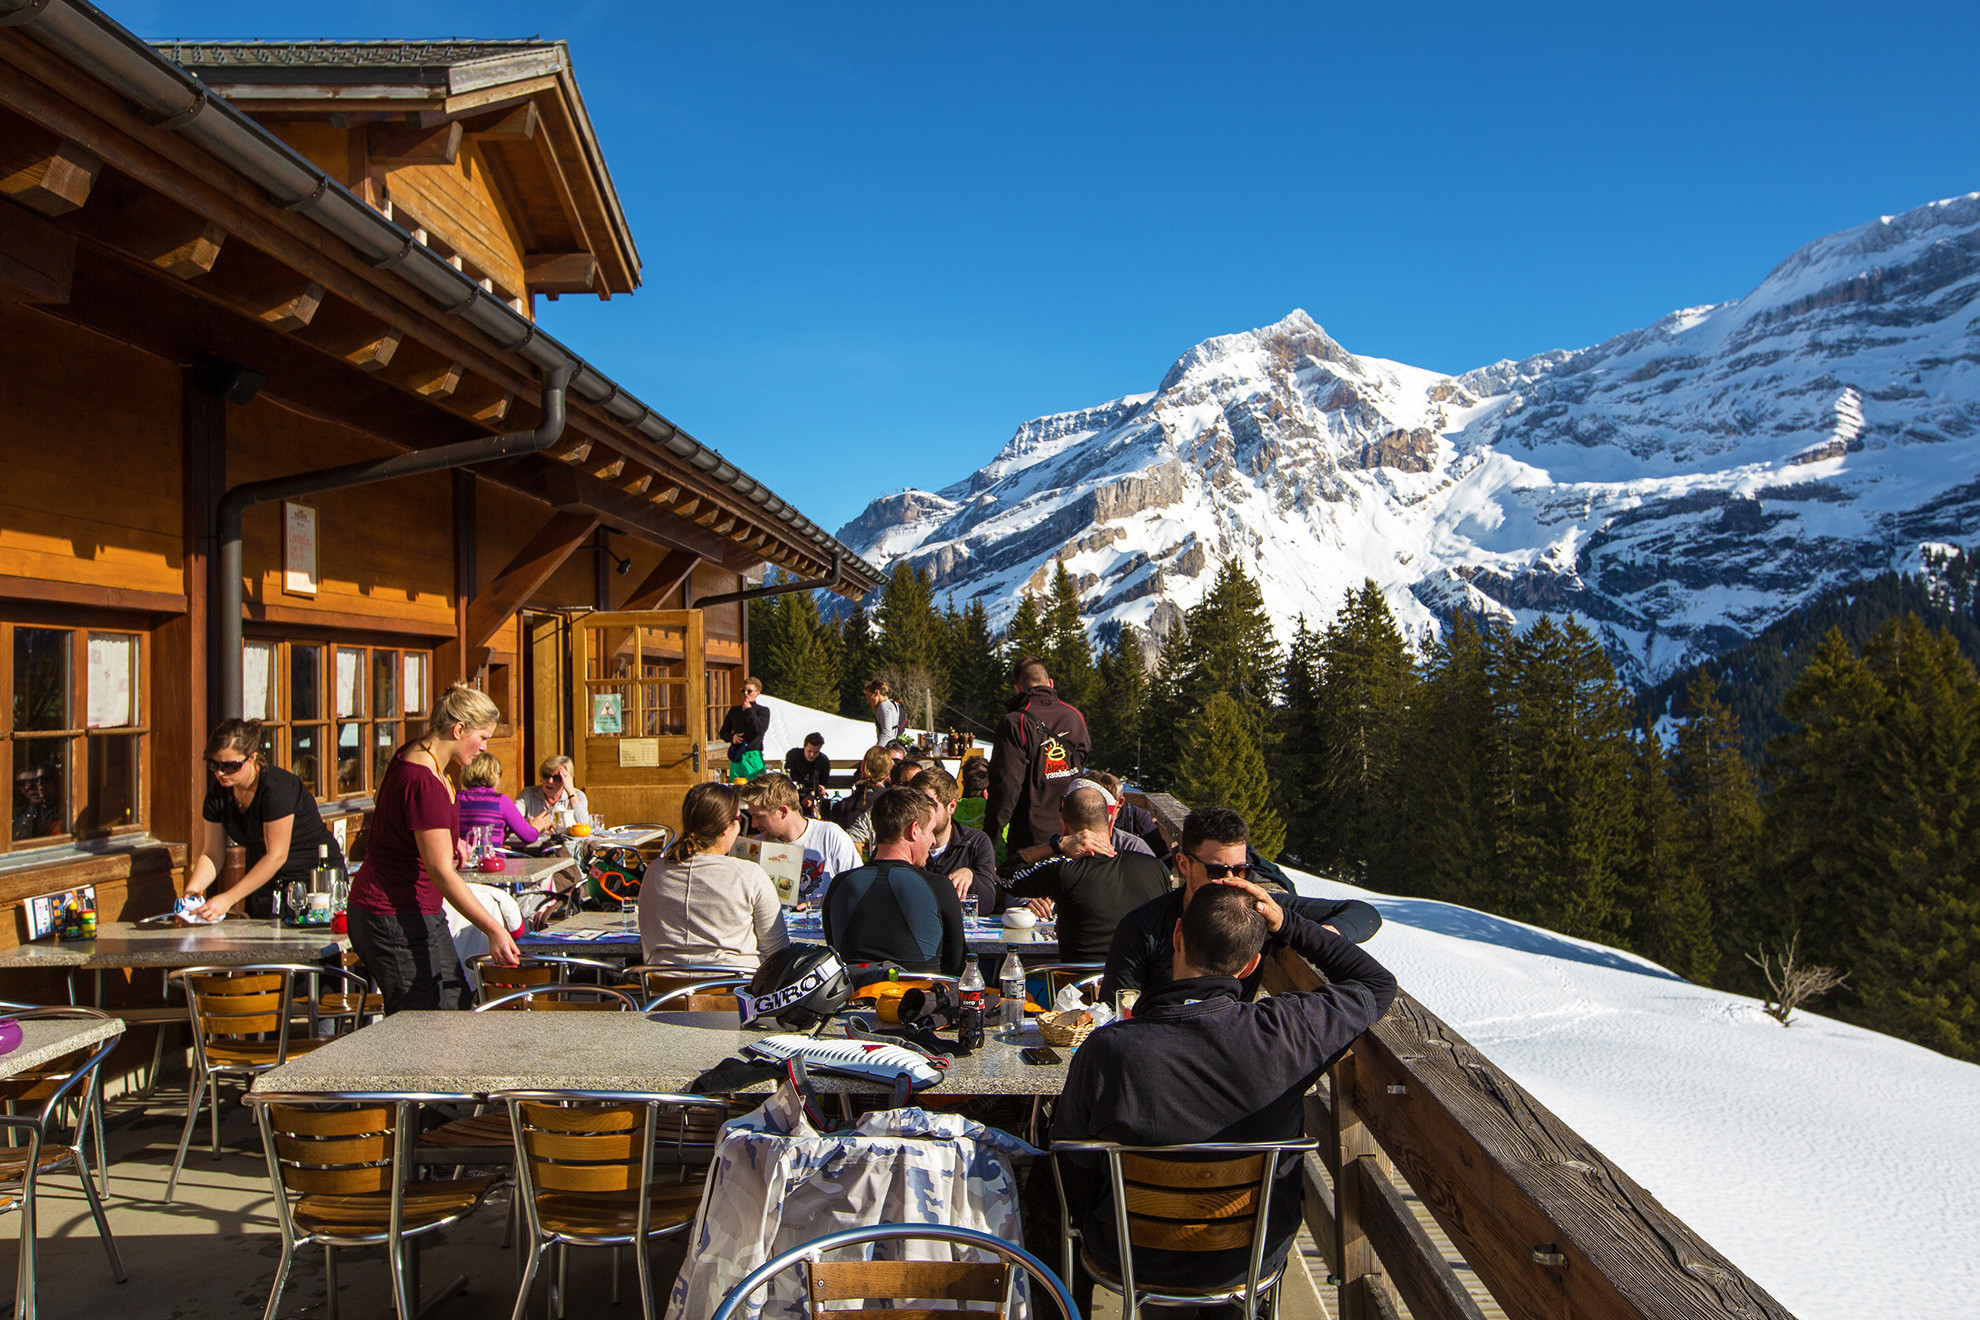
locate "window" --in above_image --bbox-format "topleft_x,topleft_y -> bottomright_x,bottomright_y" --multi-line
244,639 -> 430,800
705,667 -> 734,746
4,623 -> 147,851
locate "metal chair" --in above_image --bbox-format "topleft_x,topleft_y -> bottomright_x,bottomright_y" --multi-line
250,1091 -> 497,1320
475,985 -> 643,1012
469,954 -> 630,1005
642,977 -> 752,1013
619,962 -> 755,1004
165,963 -> 370,1200
707,1223 -> 1081,1320
0,1003 -> 112,1197
1048,1137 -> 1320,1320
495,1089 -> 731,1320
0,1029 -> 126,1319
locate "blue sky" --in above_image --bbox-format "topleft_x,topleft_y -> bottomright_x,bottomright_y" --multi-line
132,0 -> 1980,533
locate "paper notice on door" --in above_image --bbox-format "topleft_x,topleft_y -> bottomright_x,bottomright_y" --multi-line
618,738 -> 660,768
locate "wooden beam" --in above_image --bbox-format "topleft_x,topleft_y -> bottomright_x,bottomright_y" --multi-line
649,485 -> 680,507
0,198 -> 76,304
673,497 -> 700,519
590,456 -> 625,481
369,121 -> 463,167
619,468 -> 653,496
405,359 -> 463,399
71,184 -> 224,279
525,251 -> 597,293
462,512 -> 600,654
533,467 -> 763,572
623,549 -> 700,610
296,299 -> 403,371
466,103 -> 538,142
545,436 -> 593,463
0,129 -> 102,217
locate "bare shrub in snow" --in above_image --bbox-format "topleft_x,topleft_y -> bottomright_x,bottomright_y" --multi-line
1747,933 -> 1848,1026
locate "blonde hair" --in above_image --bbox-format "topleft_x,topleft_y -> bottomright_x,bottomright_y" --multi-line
858,746 -> 893,784
665,782 -> 743,862
428,682 -> 500,738
745,773 -> 800,814
462,752 -> 502,789
742,675 -> 764,692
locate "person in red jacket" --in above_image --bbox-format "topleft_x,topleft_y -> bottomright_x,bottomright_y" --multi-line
986,655 -> 1090,853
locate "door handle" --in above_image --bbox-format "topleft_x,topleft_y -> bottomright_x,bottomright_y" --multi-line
691,743 -> 700,772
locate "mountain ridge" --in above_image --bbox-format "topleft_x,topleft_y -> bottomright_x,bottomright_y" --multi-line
838,193 -> 1980,685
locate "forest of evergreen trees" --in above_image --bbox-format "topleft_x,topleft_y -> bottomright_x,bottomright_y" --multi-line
750,555 -> 1979,1063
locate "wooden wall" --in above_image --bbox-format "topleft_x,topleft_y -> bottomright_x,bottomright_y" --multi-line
384,144 -> 529,304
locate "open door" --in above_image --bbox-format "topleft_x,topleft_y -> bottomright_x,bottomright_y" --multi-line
569,610 -> 719,831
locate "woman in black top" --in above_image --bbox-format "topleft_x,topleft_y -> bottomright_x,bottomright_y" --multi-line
183,718 -> 344,921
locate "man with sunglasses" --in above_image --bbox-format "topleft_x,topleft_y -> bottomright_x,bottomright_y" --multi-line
1097,805 -> 1383,1005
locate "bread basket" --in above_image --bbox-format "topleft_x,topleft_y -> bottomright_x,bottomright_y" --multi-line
1037,1009 -> 1096,1049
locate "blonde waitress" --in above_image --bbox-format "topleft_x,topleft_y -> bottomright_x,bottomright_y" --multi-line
346,684 -> 521,1012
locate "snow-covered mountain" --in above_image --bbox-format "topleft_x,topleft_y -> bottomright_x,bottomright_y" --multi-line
838,194 -> 1980,684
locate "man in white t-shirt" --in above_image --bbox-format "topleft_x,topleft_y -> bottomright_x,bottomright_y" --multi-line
444,882 -> 526,995
745,773 -> 862,907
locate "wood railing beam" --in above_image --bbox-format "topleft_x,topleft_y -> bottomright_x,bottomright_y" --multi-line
0,127 -> 101,216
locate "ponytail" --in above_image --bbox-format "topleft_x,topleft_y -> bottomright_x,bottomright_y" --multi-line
665,782 -> 744,862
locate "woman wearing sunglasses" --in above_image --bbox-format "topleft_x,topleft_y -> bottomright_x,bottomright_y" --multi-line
182,718 -> 344,921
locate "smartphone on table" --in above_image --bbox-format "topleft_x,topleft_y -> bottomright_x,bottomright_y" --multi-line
1019,1046 -> 1062,1066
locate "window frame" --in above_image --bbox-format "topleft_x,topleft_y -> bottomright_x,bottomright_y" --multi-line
3,620 -> 150,853
243,636 -> 431,802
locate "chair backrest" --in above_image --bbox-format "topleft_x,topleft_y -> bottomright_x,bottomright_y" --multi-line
0,1029 -> 118,1142
261,1101 -> 400,1198
475,985 -> 642,1012
1049,1138 -> 1318,1310
624,964 -> 756,1003
498,1090 -> 730,1240
643,977 -> 752,1013
706,1223 -> 1081,1320
1025,964 -> 1105,1005
472,959 -> 559,999
187,970 -> 290,1038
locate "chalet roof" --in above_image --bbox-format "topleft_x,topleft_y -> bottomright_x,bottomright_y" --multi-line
152,37 -> 641,299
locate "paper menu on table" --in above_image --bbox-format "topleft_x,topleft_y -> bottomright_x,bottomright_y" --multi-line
731,838 -> 804,906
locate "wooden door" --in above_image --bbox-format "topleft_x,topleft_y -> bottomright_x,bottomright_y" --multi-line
568,610 -> 717,831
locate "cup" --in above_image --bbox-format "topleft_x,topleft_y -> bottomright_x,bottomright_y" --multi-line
1115,989 -> 1140,1021
308,893 -> 332,923
961,896 -> 979,920
589,813 -> 606,836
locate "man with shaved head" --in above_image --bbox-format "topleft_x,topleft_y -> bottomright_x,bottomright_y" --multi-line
1004,783 -> 1169,961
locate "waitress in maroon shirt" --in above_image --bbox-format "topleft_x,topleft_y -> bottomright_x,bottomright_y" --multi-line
347,683 -> 521,1012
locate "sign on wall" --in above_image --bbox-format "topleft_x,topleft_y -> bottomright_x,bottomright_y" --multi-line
590,692 -> 624,734
283,502 -> 318,597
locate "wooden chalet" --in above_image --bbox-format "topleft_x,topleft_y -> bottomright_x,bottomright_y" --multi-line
0,17 -> 879,950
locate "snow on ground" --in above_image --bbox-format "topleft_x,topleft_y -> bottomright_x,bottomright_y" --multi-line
1282,868 -> 1980,1320
755,695 -> 881,769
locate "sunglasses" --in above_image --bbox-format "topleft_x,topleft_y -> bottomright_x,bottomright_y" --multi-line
206,757 -> 250,774
1186,853 -> 1250,880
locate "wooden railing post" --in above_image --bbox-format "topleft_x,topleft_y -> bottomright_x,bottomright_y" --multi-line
1334,1050 -> 1382,1320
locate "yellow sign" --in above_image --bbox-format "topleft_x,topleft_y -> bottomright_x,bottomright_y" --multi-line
617,737 -> 660,768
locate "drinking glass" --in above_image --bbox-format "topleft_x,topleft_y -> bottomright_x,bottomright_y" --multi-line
284,880 -> 309,920
590,813 -> 606,837
961,897 -> 979,920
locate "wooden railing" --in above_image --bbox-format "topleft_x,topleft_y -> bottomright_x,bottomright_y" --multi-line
1125,790 -> 1796,1320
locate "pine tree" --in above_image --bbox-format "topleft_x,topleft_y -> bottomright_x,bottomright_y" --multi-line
1275,617 -> 1325,863
1044,563 -> 1097,711
765,589 -> 841,712
1627,729 -> 1718,981
1139,624 -> 1191,791
1177,691 -> 1286,860
1091,623 -> 1150,779
876,562 -> 942,676
837,602 -> 876,720
1493,616 -> 1636,945
747,590 -> 790,691
1002,592 -> 1052,671
1185,560 -> 1282,711
1669,668 -> 1762,971
1390,616 -> 1500,908
1312,582 -> 1416,882
945,598 -> 1003,737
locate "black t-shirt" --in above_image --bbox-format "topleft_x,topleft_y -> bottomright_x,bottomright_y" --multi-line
1007,850 -> 1173,963
783,748 -> 832,793
821,859 -> 968,976
203,765 -> 344,914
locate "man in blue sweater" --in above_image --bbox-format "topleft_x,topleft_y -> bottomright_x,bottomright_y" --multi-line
1053,876 -> 1398,1314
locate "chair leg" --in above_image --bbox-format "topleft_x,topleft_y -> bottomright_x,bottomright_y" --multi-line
510,1242 -> 545,1320
610,1244 -> 620,1305
14,1180 -> 35,1320
91,1083 -> 110,1200
140,1021 -> 169,1100
634,1238 -> 656,1320
208,1072 -> 223,1159
555,1242 -> 568,1320
388,1237 -> 415,1320
261,1234 -> 295,1320
74,1151 -> 126,1282
324,1244 -> 339,1320
165,1061 -> 208,1200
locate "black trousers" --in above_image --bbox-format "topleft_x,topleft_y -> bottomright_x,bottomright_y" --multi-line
347,907 -> 469,1013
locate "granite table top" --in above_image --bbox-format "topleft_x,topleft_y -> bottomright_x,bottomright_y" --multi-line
251,1009 -> 1070,1098
463,855 -> 575,891
0,920 -> 347,970
0,1017 -> 125,1080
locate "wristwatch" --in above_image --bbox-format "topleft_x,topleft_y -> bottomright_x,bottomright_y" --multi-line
1050,833 -> 1064,857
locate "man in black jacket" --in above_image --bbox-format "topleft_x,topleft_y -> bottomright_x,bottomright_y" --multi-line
1098,806 -> 1382,1005
782,733 -> 831,815
910,765 -> 1005,915
987,656 -> 1090,854
1054,880 -> 1397,1308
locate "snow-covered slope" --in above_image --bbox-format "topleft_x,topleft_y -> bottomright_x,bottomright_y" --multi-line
1285,868 -> 1980,1320
840,194 -> 1980,684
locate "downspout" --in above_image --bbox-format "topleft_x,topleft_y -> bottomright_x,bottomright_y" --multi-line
690,552 -> 844,610
214,367 -> 570,719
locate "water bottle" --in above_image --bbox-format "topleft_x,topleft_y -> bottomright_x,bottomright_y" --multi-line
998,950 -> 1025,1035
